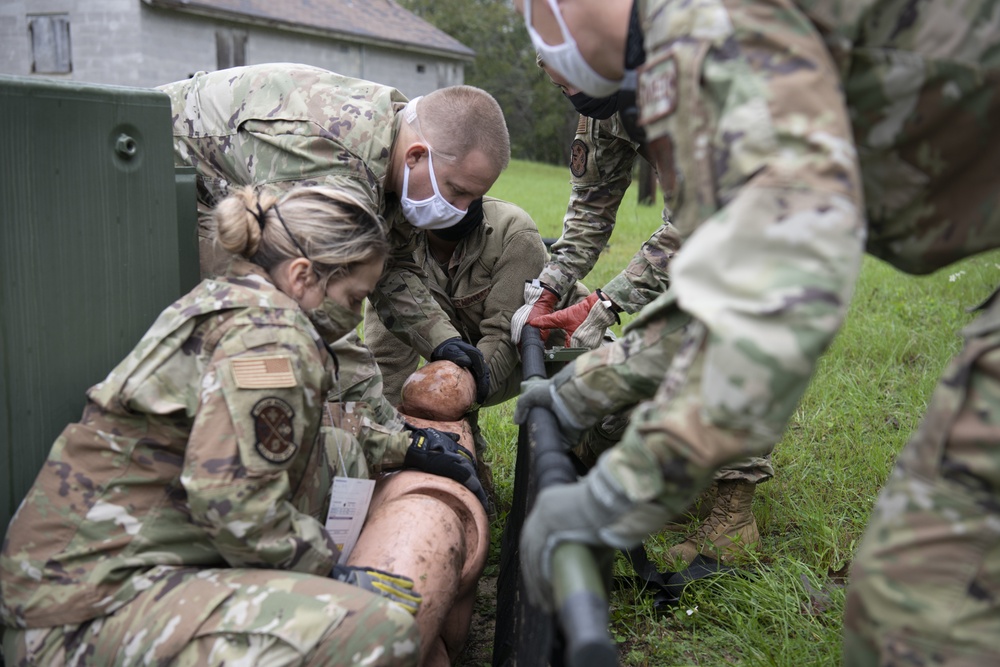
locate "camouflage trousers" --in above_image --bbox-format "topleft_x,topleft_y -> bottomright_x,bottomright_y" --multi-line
843,289 -> 1000,665
2,566 -> 419,667
571,314 -> 775,484
576,407 -> 773,483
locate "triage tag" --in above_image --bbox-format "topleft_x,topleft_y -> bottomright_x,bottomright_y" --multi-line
325,476 -> 376,564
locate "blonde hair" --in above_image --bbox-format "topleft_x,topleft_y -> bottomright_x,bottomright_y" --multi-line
213,185 -> 388,281
418,85 -> 510,174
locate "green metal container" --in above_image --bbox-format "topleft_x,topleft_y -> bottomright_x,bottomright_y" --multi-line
0,75 -> 198,533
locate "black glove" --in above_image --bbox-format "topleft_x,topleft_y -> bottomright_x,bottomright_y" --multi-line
431,338 -> 491,404
331,564 -> 422,615
404,426 -> 489,510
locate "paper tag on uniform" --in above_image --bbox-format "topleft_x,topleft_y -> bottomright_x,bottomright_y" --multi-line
325,476 -> 375,564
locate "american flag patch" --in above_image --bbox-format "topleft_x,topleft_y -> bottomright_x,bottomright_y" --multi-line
232,356 -> 297,389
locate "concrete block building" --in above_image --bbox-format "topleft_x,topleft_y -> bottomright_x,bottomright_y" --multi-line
0,0 -> 474,96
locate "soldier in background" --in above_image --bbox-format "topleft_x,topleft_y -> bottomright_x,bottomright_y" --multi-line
364,196 -> 584,503
520,57 -> 770,566
0,185 -> 486,666
367,198 -> 548,411
513,0 -> 1000,662
512,57 -> 673,351
160,63 -> 511,413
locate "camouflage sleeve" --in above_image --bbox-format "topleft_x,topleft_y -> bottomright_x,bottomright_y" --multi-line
600,215 -> 681,313
325,332 -> 411,472
181,323 -> 339,575
556,292 -> 690,416
592,0 -> 866,508
477,221 -> 549,397
321,401 -> 411,475
539,115 -> 639,300
368,214 -> 463,358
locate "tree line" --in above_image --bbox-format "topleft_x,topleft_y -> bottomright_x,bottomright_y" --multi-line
399,0 -> 578,166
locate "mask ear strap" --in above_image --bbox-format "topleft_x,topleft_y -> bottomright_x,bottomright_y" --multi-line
542,0 -> 575,44
526,0 -> 574,47
273,203 -> 325,281
425,149 -> 443,198
273,204 -> 311,263
323,341 -> 341,381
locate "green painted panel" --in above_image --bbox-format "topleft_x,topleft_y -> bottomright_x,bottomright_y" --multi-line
0,75 -> 193,532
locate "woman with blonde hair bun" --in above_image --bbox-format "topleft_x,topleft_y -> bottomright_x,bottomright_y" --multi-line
1,184 -> 488,667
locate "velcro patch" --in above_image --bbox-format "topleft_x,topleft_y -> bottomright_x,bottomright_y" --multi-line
252,397 -> 297,463
638,52 -> 679,126
452,286 -> 491,309
570,139 -> 589,178
232,356 -> 297,389
324,401 -> 365,436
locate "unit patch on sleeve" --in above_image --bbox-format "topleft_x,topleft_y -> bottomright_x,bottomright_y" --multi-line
251,397 -> 297,463
570,139 -> 589,178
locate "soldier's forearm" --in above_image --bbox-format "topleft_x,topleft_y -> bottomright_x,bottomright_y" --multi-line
370,272 -> 461,358
557,316 -> 683,417
600,217 -> 681,312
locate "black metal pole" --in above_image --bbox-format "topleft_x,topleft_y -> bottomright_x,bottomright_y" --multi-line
505,325 -> 617,667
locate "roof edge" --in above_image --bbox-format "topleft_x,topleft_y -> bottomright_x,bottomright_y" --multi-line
142,0 -> 476,62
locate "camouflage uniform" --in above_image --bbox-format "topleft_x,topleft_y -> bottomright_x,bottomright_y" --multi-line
541,112 -> 680,315
844,289 -> 1000,665
550,94 -> 774,484
528,0 -> 1000,659
0,260 -> 418,666
364,197 -> 549,408
327,331 -> 411,473
159,63 -> 463,360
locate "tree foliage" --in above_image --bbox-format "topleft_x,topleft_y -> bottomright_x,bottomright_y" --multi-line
399,0 -> 577,165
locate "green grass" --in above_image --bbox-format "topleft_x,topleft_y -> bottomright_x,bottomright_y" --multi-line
470,158 -> 1000,665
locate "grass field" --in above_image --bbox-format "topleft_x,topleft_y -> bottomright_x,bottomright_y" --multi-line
462,158 -> 1000,666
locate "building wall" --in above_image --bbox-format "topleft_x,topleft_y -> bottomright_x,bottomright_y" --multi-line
0,0 -> 143,85
0,0 -> 466,95
360,46 -> 464,97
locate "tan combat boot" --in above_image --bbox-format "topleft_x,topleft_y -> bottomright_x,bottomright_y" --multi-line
663,482 -> 717,532
666,480 -> 759,566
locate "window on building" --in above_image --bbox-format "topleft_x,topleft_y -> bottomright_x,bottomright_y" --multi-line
416,64 -> 426,74
216,29 -> 247,70
28,14 -> 72,74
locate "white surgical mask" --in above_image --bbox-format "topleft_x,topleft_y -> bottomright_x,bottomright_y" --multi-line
524,0 -> 623,99
401,152 -> 467,230
399,98 -> 468,230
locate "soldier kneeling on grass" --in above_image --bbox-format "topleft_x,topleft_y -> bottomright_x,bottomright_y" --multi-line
1,184 -> 485,667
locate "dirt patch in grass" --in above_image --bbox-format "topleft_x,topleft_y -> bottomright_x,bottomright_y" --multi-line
455,573 -> 497,666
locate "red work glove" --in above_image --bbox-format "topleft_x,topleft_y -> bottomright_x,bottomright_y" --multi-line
511,279 -> 561,344
528,291 -> 601,341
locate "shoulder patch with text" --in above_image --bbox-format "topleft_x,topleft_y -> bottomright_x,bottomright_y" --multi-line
453,286 -> 491,309
638,52 -> 679,126
252,397 -> 297,463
